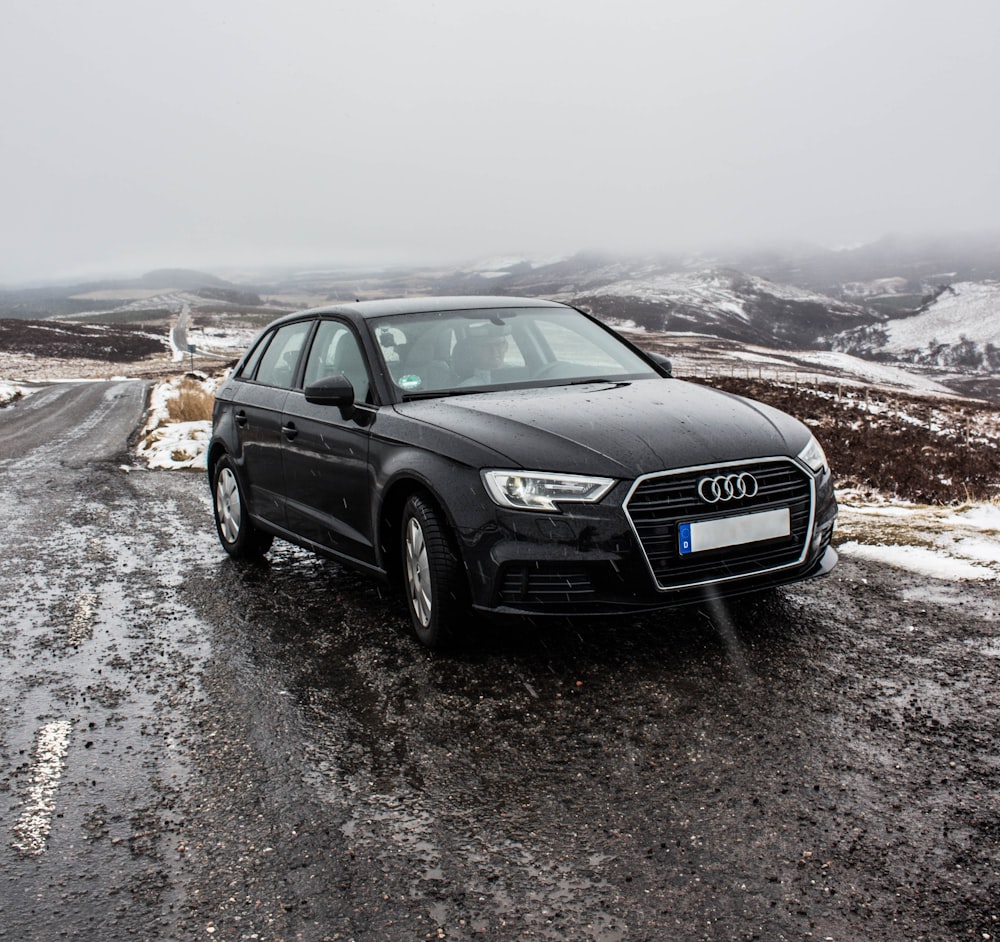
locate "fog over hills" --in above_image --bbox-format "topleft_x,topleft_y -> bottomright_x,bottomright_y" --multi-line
1,234 -> 997,399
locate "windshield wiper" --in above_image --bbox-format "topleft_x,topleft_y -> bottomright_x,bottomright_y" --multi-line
560,378 -> 631,387
400,389 -> 481,401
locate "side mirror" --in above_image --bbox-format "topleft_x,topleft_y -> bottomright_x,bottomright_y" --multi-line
304,373 -> 355,415
648,352 -> 673,377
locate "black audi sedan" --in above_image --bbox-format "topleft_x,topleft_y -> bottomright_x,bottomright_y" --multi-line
208,296 -> 837,647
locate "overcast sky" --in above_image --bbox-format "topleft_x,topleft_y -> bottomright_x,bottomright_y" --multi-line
2,0 -> 998,284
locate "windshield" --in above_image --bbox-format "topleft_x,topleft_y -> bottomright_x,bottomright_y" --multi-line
370,307 -> 659,398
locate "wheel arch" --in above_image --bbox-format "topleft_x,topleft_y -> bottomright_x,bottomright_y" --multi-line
206,440 -> 228,483
377,475 -> 464,589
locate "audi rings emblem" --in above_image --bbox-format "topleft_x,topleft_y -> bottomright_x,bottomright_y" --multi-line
697,472 -> 759,503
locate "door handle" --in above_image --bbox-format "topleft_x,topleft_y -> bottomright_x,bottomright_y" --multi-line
235,410 -> 248,427
282,421 -> 298,440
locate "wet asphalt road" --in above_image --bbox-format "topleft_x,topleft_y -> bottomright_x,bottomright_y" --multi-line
0,381 -> 997,941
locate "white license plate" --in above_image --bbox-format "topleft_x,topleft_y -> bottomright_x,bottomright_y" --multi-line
678,507 -> 790,555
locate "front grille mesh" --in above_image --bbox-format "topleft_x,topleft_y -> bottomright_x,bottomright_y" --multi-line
625,459 -> 813,590
499,566 -> 596,606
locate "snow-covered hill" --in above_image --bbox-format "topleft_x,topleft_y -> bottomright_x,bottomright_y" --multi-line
831,281 -> 1000,373
885,281 -> 1000,352
570,268 -> 879,349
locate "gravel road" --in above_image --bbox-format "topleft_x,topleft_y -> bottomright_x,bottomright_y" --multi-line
1,381 -> 997,941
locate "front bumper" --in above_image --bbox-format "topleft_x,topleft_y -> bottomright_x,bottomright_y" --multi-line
455,466 -> 838,617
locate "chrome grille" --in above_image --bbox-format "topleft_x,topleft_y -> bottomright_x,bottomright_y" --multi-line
624,458 -> 814,590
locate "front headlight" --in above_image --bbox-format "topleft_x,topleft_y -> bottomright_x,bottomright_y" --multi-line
482,470 -> 616,513
797,435 -> 830,474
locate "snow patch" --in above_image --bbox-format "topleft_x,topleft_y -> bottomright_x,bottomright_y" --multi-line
467,254 -> 571,273
135,372 -> 219,470
842,276 -> 910,298
790,351 -> 955,395
884,282 -> 1000,352
137,419 -> 211,470
837,496 -> 1000,582
838,541 -> 997,581
1,379 -> 25,407
467,256 -> 529,273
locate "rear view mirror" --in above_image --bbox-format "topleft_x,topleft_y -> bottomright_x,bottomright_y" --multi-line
305,373 -> 355,414
648,352 -> 673,377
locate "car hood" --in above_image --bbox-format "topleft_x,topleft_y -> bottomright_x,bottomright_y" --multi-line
394,378 -> 811,478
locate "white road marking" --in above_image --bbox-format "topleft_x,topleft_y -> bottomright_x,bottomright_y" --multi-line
11,720 -> 73,856
68,591 -> 97,645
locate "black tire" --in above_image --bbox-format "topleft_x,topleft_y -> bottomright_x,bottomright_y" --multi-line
212,455 -> 273,559
400,494 -> 468,649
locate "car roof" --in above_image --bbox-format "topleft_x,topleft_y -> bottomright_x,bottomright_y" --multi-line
274,295 -> 569,325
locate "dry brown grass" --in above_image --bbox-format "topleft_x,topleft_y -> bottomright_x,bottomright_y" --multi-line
166,378 -> 214,422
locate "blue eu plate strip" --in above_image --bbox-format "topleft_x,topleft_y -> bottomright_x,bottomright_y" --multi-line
678,523 -> 693,556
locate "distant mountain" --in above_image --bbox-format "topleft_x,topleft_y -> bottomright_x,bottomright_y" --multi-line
0,268 -> 245,319
138,268 -> 231,290
728,231 -> 1000,306
569,268 -> 880,349
264,252 -> 691,302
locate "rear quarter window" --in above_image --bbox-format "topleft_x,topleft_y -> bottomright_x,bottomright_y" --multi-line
252,321 -> 313,388
236,331 -> 271,379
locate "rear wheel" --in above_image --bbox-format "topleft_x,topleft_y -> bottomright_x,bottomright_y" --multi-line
212,455 -> 273,558
401,494 -> 468,649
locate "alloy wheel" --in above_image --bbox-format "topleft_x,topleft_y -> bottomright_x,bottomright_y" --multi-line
215,466 -> 242,544
404,516 -> 432,627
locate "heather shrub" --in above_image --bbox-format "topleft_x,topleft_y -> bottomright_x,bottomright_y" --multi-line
697,376 -> 999,505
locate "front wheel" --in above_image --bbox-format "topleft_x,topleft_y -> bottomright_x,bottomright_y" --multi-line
401,494 -> 468,649
212,455 -> 273,559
